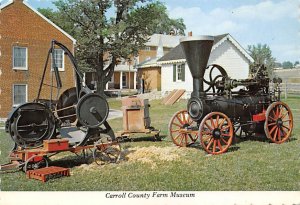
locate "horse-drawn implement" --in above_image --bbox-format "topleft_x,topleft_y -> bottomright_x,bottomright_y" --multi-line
169,36 -> 293,154
1,40 -> 120,172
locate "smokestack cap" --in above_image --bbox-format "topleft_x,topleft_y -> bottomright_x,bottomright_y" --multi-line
180,35 -> 214,43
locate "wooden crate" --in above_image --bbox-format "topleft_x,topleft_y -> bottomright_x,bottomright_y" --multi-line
43,139 -> 69,152
26,166 -> 70,182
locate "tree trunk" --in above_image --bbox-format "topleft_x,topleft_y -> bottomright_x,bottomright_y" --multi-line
96,71 -> 105,96
95,57 -> 116,97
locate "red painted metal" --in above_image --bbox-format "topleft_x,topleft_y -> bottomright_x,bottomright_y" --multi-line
1,139 -> 119,172
252,110 -> 266,122
43,139 -> 69,152
26,166 -> 70,182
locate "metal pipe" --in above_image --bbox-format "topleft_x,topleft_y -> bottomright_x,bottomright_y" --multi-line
180,36 -> 214,97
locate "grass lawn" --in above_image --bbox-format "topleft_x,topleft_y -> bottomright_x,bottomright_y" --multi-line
0,97 -> 299,191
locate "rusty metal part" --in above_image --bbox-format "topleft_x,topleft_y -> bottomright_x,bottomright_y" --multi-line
92,136 -> 121,165
56,87 -> 78,123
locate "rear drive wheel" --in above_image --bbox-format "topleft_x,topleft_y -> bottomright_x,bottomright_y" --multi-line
264,102 -> 293,144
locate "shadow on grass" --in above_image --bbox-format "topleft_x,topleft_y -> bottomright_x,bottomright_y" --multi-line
234,134 -> 297,144
187,142 -> 240,154
118,134 -> 167,143
44,146 -> 137,169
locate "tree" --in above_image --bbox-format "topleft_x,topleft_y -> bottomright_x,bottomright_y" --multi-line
38,8 -> 77,36
282,61 -> 293,69
247,44 -> 276,77
294,61 -> 299,67
274,62 -> 282,68
39,0 -> 186,95
150,3 -> 186,35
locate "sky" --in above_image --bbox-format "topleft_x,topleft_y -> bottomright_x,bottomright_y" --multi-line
0,0 -> 299,63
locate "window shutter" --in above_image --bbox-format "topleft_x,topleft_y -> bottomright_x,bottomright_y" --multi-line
173,64 -> 176,82
181,63 -> 185,81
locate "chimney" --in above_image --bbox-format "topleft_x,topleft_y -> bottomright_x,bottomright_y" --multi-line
188,31 -> 193,36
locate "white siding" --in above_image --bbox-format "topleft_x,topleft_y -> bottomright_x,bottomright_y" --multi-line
209,40 -> 249,79
161,63 -> 193,98
161,39 -> 250,98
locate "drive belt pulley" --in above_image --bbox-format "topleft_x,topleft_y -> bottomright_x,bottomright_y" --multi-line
76,93 -> 109,128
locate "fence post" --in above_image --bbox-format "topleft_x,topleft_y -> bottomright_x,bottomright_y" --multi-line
285,81 -> 287,100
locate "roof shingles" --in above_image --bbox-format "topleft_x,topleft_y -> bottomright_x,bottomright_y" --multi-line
158,34 -> 229,62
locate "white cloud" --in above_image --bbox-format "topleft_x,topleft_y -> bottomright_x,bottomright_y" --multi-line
233,0 -> 297,21
169,0 -> 298,35
271,44 -> 300,62
168,0 -> 299,62
169,6 -> 245,35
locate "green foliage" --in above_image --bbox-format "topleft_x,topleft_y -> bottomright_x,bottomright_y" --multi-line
149,3 -> 186,35
39,0 -> 186,94
274,62 -> 282,68
294,61 -> 299,67
282,61 -> 294,69
247,44 -> 276,77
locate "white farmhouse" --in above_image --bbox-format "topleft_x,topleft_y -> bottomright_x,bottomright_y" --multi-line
158,33 -> 254,97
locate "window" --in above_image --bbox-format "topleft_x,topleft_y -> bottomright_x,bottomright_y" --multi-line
13,46 -> 27,70
144,46 -> 151,51
53,49 -> 64,71
177,66 -> 183,81
173,63 -> 185,82
13,84 -> 27,106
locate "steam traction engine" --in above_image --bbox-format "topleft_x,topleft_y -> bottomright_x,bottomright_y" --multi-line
169,36 -> 293,154
1,40 -> 119,172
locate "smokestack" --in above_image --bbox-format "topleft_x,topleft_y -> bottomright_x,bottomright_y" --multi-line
180,36 -> 214,97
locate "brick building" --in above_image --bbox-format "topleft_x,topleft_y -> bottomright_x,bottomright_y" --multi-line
0,0 -> 76,118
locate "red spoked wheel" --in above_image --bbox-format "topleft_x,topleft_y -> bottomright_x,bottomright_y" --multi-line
264,102 -> 293,144
168,110 -> 198,147
199,112 -> 233,155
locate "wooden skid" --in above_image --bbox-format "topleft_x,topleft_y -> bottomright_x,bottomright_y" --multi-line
26,166 -> 70,182
164,89 -> 185,105
162,89 -> 177,104
116,129 -> 160,138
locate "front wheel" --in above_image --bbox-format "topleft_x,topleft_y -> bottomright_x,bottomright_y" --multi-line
168,110 -> 198,147
199,112 -> 234,155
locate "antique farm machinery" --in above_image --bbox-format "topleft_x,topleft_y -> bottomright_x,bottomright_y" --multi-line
1,40 -> 120,172
169,36 -> 293,154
